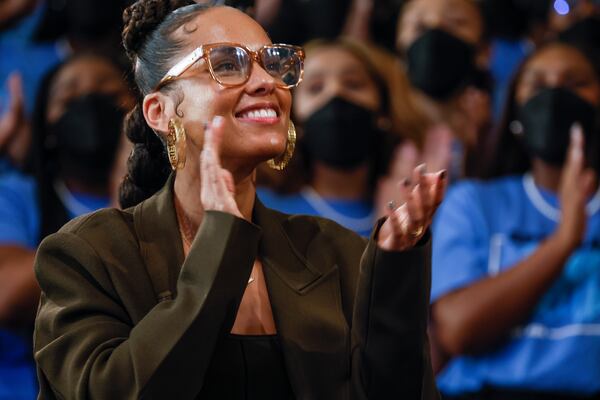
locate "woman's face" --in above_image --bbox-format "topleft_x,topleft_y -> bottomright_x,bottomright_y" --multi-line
293,46 -> 381,122
397,0 -> 483,52
159,7 -> 292,166
516,44 -> 600,107
46,56 -> 132,124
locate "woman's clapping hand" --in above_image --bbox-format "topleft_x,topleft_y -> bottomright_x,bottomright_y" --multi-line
200,116 -> 243,218
378,164 -> 447,251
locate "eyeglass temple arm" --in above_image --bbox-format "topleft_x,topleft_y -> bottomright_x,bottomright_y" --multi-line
160,47 -> 205,85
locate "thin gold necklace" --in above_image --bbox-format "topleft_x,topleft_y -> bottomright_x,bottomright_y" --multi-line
174,196 -> 198,247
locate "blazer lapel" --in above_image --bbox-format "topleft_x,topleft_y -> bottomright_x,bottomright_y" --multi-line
133,173 -> 184,301
254,200 -> 350,399
133,185 -> 350,398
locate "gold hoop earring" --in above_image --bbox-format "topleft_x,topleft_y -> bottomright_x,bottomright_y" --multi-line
267,121 -> 296,171
167,118 -> 187,170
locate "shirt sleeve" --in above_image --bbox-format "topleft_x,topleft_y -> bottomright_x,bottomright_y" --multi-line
431,181 -> 490,303
0,173 -> 39,249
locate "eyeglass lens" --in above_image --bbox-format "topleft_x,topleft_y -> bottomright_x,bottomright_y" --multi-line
260,47 -> 303,87
208,46 -> 251,86
207,45 -> 301,87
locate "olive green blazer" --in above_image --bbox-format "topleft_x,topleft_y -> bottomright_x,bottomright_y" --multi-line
33,175 -> 439,400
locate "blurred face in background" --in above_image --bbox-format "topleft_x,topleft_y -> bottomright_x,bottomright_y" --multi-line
514,43 -> 600,169
397,0 -> 483,51
293,44 -> 385,170
294,45 -> 381,121
46,55 -> 133,124
396,0 -> 487,101
44,55 -> 133,187
516,44 -> 600,107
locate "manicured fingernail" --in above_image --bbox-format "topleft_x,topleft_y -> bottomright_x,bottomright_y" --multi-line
212,115 -> 224,128
417,163 -> 427,175
439,170 -> 447,180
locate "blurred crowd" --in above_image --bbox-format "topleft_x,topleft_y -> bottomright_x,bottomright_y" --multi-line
1,0 -> 599,398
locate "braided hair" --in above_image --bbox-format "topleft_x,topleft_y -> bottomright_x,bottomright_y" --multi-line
119,0 -> 210,208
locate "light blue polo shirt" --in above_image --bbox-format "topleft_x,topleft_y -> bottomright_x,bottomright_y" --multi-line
257,186 -> 375,237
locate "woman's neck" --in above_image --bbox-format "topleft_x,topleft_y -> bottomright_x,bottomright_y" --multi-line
531,159 -> 561,192
531,158 -> 600,197
310,162 -> 369,200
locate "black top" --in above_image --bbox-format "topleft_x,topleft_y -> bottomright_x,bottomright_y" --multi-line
198,334 -> 294,399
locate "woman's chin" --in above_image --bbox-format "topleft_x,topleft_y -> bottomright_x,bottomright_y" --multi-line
222,146 -> 286,172
249,134 -> 287,160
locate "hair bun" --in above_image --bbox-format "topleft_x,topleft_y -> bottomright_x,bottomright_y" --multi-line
122,0 -> 194,61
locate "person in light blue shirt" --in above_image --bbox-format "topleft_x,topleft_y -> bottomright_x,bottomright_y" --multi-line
0,166 -> 110,400
430,41 -> 600,399
257,39 -> 399,237
0,52 -> 132,400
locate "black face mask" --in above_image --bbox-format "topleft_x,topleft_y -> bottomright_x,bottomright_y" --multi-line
518,87 -> 599,167
406,28 -> 476,100
302,97 -> 377,170
49,93 -> 125,184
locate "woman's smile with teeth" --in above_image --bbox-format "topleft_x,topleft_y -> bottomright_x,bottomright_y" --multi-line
238,108 -> 278,119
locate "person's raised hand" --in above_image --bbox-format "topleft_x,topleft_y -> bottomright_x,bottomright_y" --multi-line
200,116 -> 243,218
378,164 -> 447,251
0,72 -> 30,166
555,124 -> 597,250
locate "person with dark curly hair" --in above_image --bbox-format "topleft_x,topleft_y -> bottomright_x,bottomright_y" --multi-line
33,1 -> 447,399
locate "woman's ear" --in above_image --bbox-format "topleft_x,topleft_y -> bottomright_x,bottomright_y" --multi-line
143,92 -> 172,137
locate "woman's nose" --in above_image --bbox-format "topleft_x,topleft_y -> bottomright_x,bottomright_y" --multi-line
244,62 -> 277,96
326,80 -> 348,99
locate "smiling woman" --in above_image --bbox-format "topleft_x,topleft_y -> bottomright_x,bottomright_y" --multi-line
33,1 -> 446,399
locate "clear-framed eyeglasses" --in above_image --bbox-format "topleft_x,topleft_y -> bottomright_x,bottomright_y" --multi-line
155,42 -> 305,90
